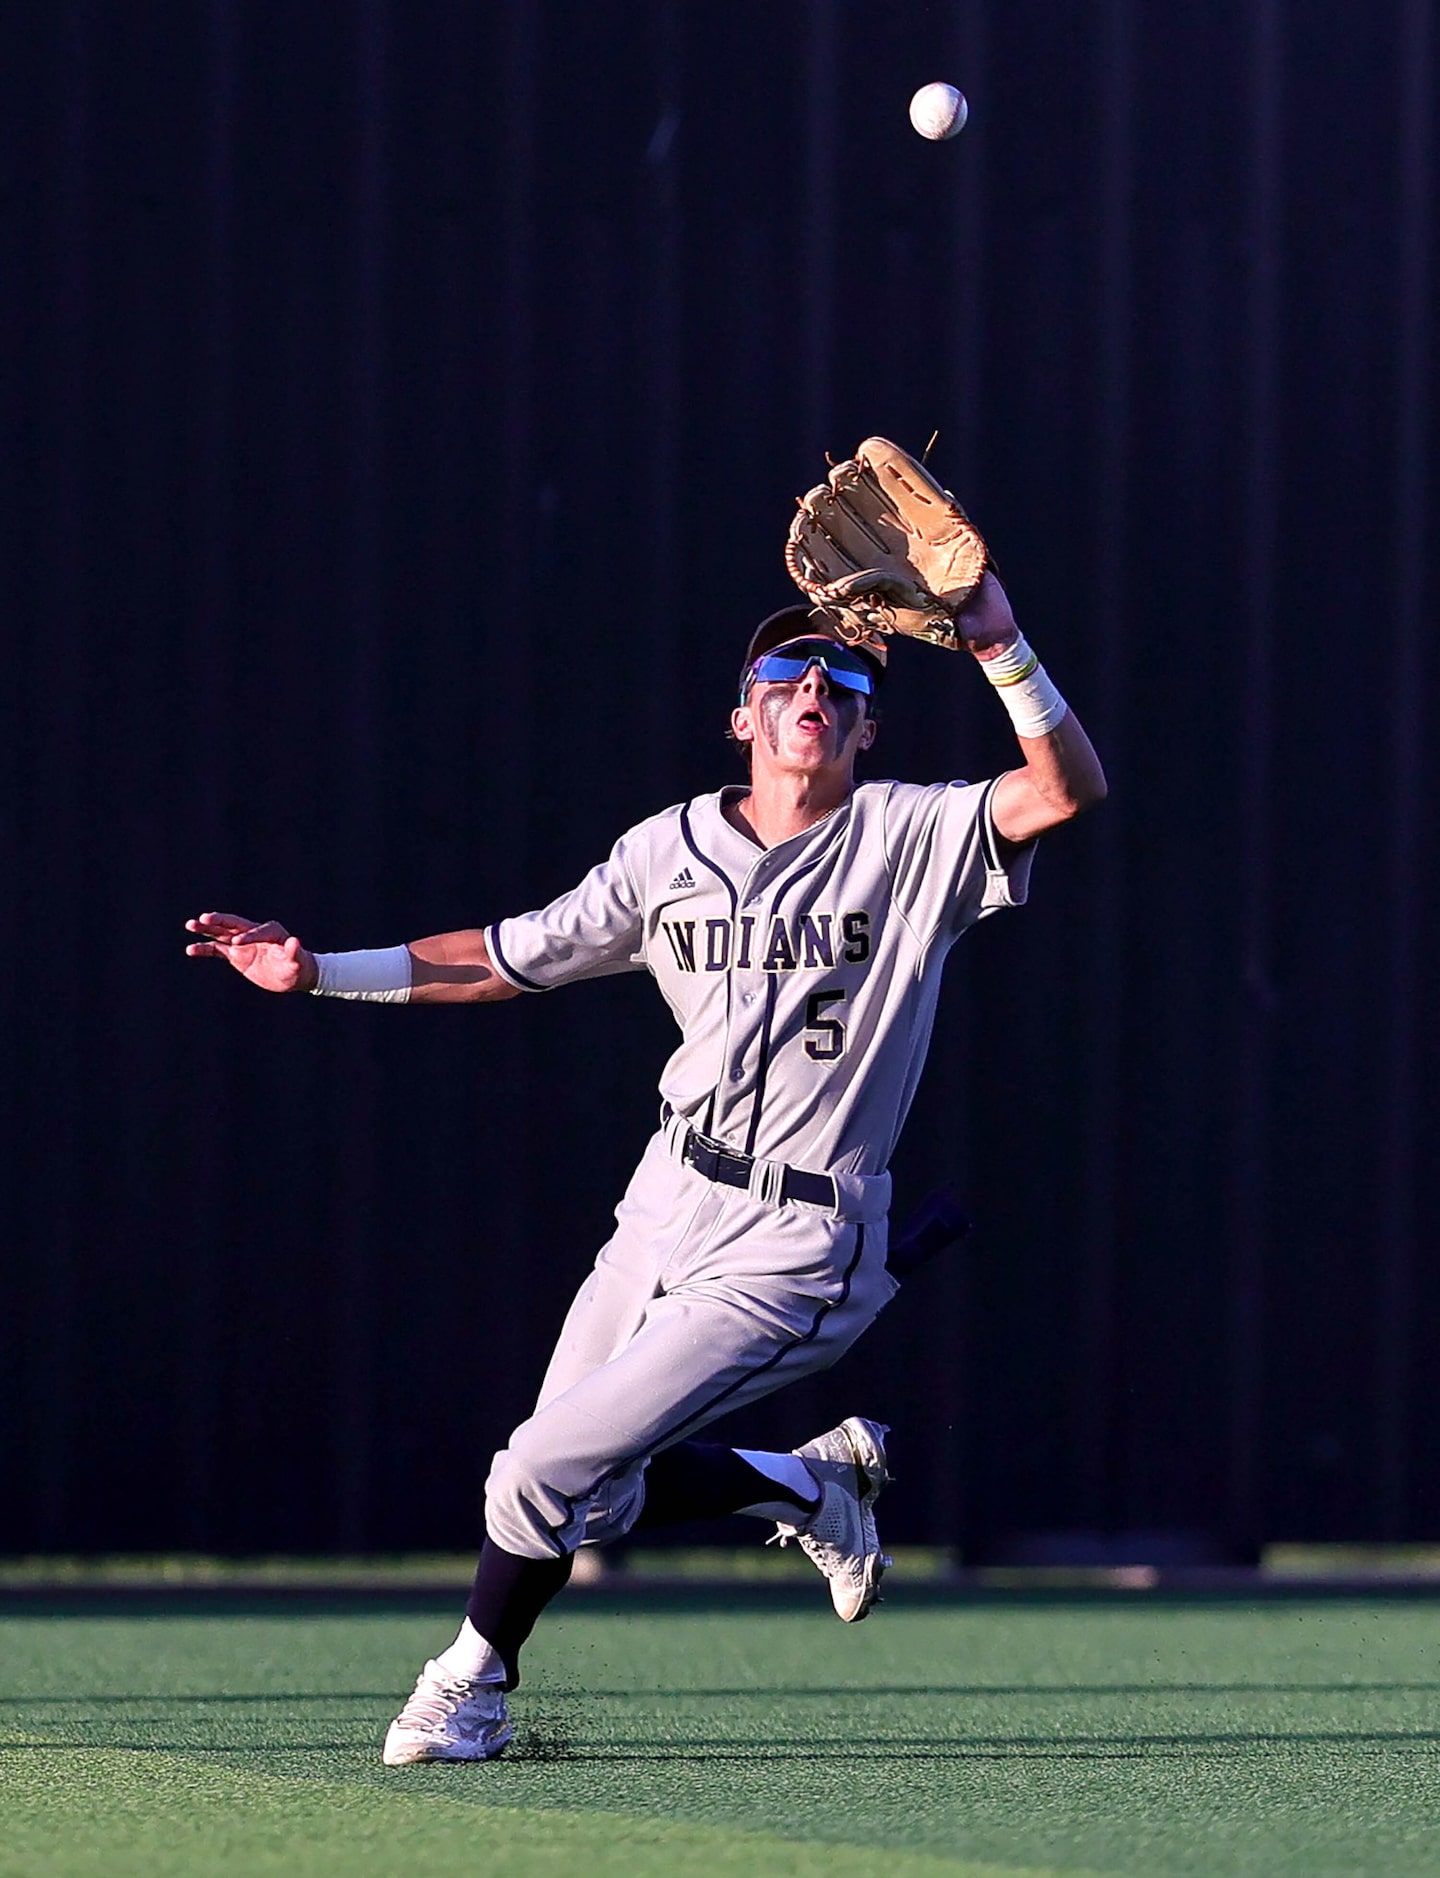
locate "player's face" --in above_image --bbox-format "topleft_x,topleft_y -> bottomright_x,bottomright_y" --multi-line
731,652 -> 877,779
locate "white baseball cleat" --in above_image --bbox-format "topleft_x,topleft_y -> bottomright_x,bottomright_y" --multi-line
381,1659 -> 514,1765
772,1415 -> 892,1622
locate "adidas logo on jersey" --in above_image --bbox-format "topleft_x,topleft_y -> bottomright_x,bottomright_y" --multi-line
667,867 -> 697,892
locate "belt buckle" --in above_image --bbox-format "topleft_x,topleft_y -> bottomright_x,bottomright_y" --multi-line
685,1125 -> 754,1191
684,1132 -> 719,1180
689,1123 -> 732,1161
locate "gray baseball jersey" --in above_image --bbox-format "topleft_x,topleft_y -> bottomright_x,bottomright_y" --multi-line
487,777 -> 1033,1177
479,774 -> 1033,1558
479,774 -> 1032,1558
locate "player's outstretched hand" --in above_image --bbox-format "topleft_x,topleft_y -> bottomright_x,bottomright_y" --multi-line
957,570 -> 1020,660
184,912 -> 317,993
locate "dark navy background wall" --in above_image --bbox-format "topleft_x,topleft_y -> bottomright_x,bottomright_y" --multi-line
3,0 -> 1436,1556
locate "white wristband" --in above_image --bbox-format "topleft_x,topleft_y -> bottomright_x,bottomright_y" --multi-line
978,631 -> 1069,739
310,945 -> 412,1003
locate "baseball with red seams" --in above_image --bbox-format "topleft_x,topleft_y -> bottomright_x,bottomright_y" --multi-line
908,82 -> 968,141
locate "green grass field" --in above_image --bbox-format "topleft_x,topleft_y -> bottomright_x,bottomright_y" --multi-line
4,1589 -> 1440,1876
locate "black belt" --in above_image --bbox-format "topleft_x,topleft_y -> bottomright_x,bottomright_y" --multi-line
667,1108 -> 837,1211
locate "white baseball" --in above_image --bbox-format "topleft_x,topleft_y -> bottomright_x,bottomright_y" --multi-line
908,82 -> 968,142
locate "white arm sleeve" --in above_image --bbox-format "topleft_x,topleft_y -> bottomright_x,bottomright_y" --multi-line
310,945 -> 413,1001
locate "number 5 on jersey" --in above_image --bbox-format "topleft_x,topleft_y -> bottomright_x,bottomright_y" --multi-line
804,989 -> 848,1061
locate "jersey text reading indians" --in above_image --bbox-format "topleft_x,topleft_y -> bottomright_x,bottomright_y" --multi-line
659,910 -> 872,975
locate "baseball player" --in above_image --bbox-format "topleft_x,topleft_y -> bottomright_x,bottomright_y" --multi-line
186,555 -> 1104,1765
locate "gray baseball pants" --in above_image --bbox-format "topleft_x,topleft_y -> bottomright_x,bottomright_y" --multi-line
483,1118 -> 897,1560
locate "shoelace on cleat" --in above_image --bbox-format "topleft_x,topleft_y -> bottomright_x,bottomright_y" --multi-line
396,1673 -> 490,1732
769,1483 -> 875,1582
797,1529 -> 866,1585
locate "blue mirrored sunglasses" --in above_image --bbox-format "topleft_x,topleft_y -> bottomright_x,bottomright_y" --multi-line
740,639 -> 876,705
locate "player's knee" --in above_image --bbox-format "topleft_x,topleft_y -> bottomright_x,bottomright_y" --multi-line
483,1444 -> 580,1560
484,1440 -> 645,1559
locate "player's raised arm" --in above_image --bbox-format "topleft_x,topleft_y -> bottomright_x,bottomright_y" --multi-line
958,573 -> 1108,846
784,438 -> 1105,847
184,913 -> 522,1005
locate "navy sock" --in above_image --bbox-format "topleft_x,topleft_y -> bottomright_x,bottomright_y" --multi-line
465,1447 -> 813,1686
465,1539 -> 574,1689
632,1441 -> 813,1527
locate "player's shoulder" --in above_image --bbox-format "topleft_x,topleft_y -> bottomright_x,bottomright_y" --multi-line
609,797 -> 692,845
854,777 -> 978,814
608,793 -> 718,860
646,791 -> 728,836
858,777 -> 997,846
628,801 -> 685,837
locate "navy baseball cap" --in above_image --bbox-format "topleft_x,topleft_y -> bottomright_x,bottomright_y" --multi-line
738,606 -> 887,699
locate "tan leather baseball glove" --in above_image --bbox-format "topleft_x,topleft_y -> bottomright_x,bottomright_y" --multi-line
785,437 -> 988,654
